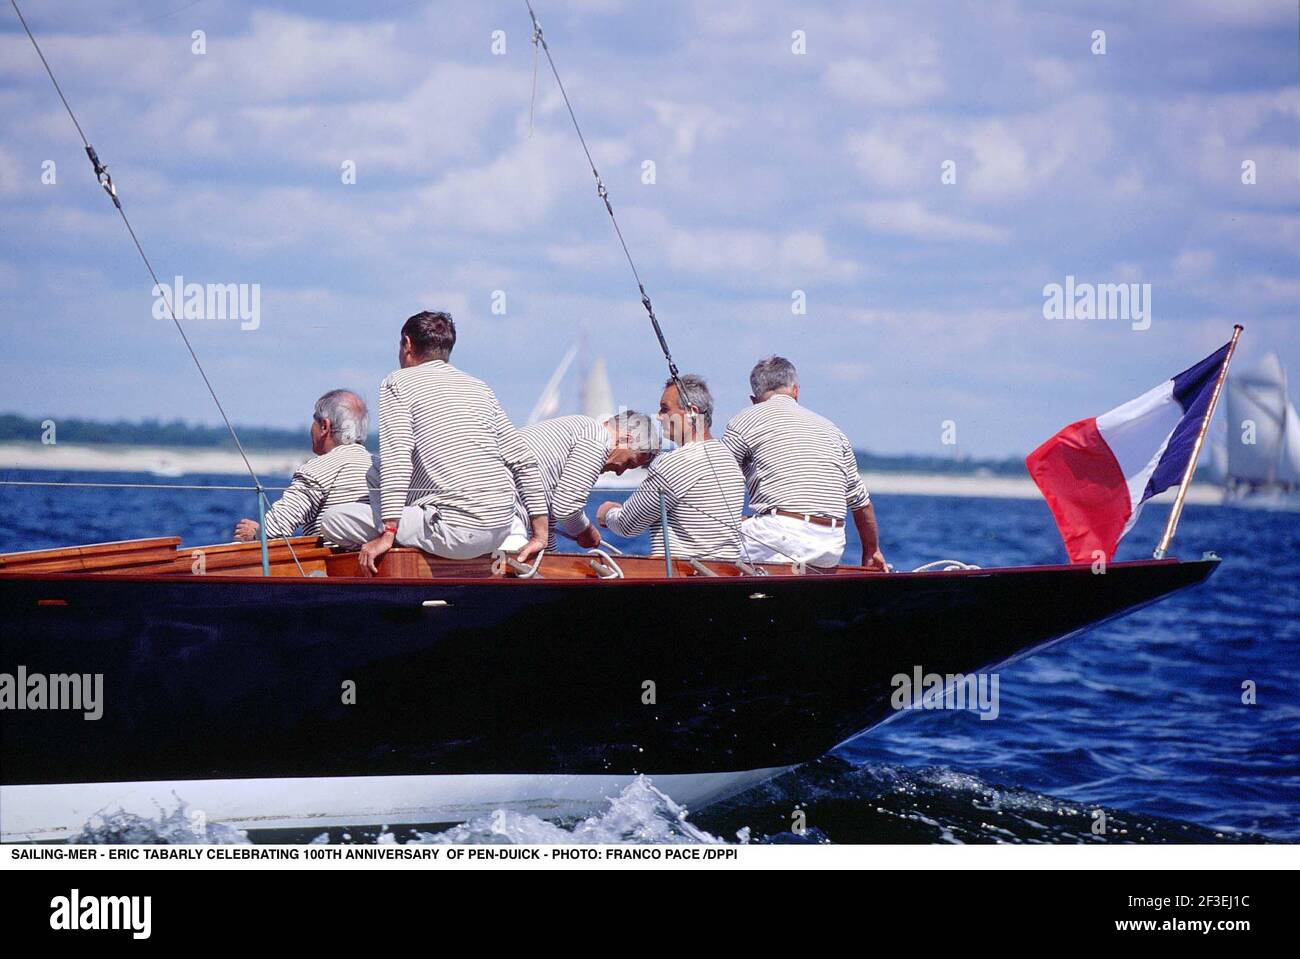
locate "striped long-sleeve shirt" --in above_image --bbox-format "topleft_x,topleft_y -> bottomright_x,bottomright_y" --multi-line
378,360 -> 547,529
519,415 -> 612,549
720,394 -> 869,519
263,443 -> 377,538
605,439 -> 744,560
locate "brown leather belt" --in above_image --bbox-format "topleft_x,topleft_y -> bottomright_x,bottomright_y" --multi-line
762,508 -> 843,529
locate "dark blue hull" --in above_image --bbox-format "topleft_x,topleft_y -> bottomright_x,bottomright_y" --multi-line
0,559 -> 1218,789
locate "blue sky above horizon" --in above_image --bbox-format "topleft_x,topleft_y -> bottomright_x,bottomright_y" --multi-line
1,0 -> 1296,457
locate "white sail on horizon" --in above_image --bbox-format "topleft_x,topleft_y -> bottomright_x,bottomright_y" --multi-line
525,343 -> 579,427
580,356 -> 615,422
527,344 -> 619,427
1224,351 -> 1300,486
524,343 -> 647,489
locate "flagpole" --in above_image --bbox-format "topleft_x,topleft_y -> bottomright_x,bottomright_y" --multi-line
1153,324 -> 1244,560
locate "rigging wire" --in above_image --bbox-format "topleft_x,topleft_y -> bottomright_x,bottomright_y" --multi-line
523,1 -> 790,565
0,480 -> 289,492
523,0 -> 684,393
9,0 -> 306,576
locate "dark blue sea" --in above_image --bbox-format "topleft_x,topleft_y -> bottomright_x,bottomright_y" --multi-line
1,468 -> 1296,844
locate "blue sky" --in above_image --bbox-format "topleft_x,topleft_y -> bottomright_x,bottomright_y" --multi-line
1,0 -> 1296,456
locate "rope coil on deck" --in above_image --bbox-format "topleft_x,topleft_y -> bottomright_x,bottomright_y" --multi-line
912,559 -> 982,572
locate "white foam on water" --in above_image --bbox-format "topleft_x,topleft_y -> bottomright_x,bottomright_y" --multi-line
411,776 -> 730,845
63,777 -> 737,845
71,798 -> 251,844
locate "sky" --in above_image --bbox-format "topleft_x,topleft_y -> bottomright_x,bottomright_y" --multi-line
0,0 -> 1296,457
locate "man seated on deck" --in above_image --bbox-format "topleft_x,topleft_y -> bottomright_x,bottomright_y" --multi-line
502,410 -> 661,553
233,389 -> 377,545
595,375 -> 745,562
319,311 -> 549,573
721,355 -> 887,571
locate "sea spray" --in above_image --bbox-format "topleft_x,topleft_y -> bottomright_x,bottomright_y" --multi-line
412,775 -> 728,845
69,800 -> 250,845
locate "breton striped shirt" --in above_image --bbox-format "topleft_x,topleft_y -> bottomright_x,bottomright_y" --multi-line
519,415 -> 611,549
721,394 -> 869,519
378,360 -> 547,530
263,442 -> 377,538
605,439 -> 744,560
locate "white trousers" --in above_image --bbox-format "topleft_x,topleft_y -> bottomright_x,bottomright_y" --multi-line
319,502 -> 511,561
739,513 -> 846,568
501,513 -> 531,554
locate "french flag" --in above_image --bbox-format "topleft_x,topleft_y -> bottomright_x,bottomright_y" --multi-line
1026,342 -> 1232,563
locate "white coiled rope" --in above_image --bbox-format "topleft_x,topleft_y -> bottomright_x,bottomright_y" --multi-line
911,559 -> 982,572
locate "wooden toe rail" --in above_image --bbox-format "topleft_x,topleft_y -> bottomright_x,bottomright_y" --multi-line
0,536 -> 331,577
175,537 -> 332,577
0,537 -> 182,575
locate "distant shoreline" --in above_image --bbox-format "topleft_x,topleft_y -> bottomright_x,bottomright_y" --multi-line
0,442 -> 308,479
0,441 -> 1225,504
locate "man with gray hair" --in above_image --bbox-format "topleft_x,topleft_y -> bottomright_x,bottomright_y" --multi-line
722,356 -> 887,570
503,409 -> 661,553
233,389 -> 378,543
596,375 -> 745,560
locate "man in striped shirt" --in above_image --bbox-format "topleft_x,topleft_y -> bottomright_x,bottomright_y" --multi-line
233,389 -> 377,545
596,375 -> 745,561
503,411 -> 660,553
721,356 -> 887,570
320,312 -> 549,572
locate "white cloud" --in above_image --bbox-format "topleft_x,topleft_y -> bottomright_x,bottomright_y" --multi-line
855,200 -> 1009,243
414,135 -> 567,235
1182,0 -> 1298,25
237,64 -> 532,174
1026,58 -> 1076,93
1173,249 -> 1216,275
845,128 -> 923,191
649,100 -> 738,159
663,225 -> 859,285
0,144 -> 26,196
822,38 -> 946,107
845,97 -> 1108,202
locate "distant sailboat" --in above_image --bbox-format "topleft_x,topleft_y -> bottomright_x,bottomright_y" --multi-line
1222,351 -> 1300,510
526,343 -> 617,426
579,356 -> 615,422
526,343 -> 643,488
525,343 -> 578,426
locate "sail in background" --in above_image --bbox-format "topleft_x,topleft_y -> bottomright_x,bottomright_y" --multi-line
526,344 -> 579,427
580,356 -> 615,422
525,343 -> 644,489
527,344 -> 616,426
1223,351 -> 1300,509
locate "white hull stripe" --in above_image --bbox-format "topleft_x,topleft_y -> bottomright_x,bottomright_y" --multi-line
0,767 -> 791,842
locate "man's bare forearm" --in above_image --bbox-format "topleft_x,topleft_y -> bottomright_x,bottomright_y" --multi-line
852,502 -> 886,569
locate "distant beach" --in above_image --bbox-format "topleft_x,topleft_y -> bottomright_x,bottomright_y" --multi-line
0,442 -> 306,479
0,441 -> 1224,504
